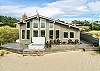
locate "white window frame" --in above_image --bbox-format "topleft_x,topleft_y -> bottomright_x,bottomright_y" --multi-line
69,31 -> 75,38
40,19 -> 46,28
40,30 -> 45,37
32,19 -> 39,28
21,29 -> 26,40
26,30 -> 30,39
33,30 -> 39,37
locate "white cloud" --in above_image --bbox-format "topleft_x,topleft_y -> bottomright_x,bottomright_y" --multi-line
0,0 -> 93,19
87,1 -> 100,12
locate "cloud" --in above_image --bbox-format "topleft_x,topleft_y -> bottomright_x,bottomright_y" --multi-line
0,0 -> 99,20
87,1 -> 100,12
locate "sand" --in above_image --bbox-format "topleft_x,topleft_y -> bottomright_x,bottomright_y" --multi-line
0,51 -> 100,71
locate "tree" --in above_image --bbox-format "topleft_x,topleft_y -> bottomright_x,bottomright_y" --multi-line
0,26 -> 19,45
0,16 -> 19,27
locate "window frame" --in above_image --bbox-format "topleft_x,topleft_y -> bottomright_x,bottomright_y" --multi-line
64,32 -> 68,38
27,30 -> 30,39
41,30 -> 45,37
41,22 -> 45,28
27,22 -> 30,28
56,30 -> 59,39
33,22 -> 38,28
49,30 -> 53,39
33,30 -> 38,37
70,32 -> 74,38
49,23 -> 54,28
22,30 -> 25,39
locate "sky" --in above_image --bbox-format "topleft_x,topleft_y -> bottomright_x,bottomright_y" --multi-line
0,0 -> 100,21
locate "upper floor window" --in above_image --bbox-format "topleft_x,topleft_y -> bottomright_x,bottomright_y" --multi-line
33,19 -> 38,28
27,22 -> 30,28
33,23 -> 38,28
41,23 -> 45,28
49,23 -> 53,28
41,19 -> 45,28
64,32 -> 68,38
70,32 -> 74,38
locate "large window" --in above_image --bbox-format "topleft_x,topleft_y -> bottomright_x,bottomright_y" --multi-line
49,30 -> 53,39
33,30 -> 38,37
27,22 -> 30,28
41,23 -> 45,28
33,23 -> 38,28
70,32 -> 74,38
22,30 -> 25,39
64,32 -> 68,38
27,30 -> 30,39
49,23 -> 53,28
56,30 -> 59,39
41,30 -> 45,37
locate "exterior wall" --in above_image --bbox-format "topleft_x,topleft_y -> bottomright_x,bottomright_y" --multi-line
19,17 -> 80,45
54,23 -> 80,43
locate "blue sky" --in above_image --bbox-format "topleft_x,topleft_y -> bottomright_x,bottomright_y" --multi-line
0,0 -> 100,21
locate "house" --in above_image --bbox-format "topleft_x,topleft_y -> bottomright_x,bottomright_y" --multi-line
17,14 -> 80,46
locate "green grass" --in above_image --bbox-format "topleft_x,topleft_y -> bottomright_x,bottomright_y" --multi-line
88,30 -> 100,39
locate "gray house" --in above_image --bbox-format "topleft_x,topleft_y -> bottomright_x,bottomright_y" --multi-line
17,14 -> 80,46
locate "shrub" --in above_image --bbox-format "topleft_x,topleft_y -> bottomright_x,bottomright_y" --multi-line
0,50 -> 10,56
0,26 -> 19,45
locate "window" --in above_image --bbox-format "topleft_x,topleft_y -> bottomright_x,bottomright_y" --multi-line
41,30 -> 45,37
49,30 -> 53,39
49,23 -> 53,28
22,30 -> 25,39
64,32 -> 68,38
27,30 -> 30,39
33,30 -> 38,37
33,23 -> 38,28
56,30 -> 59,39
41,19 -> 45,28
27,22 -> 30,28
70,32 -> 74,38
41,23 -> 45,28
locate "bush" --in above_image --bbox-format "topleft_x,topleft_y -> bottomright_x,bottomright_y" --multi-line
0,51 -> 5,56
0,26 -> 19,45
0,50 -> 10,56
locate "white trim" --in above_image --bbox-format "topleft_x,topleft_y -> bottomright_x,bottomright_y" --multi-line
69,31 -> 75,38
26,30 -> 30,39
32,19 -> 39,28
40,30 -> 46,37
32,30 -> 39,37
26,21 -> 30,29
63,31 -> 68,39
49,30 -> 54,40
55,29 -> 60,39
21,29 -> 26,40
40,18 -> 46,28
49,22 -> 54,29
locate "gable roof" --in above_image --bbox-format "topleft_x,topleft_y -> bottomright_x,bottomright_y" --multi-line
18,14 -> 80,31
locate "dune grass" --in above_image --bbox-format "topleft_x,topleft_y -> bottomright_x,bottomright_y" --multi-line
89,30 -> 100,39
